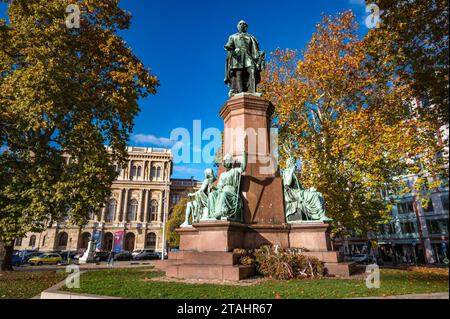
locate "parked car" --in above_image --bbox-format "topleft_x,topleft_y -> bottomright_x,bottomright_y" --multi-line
131,249 -> 154,258
132,250 -> 159,260
114,251 -> 132,261
11,254 -> 24,267
59,251 -> 77,261
28,253 -> 62,265
155,251 -> 168,259
24,252 -> 44,263
94,251 -> 110,262
352,254 -> 376,264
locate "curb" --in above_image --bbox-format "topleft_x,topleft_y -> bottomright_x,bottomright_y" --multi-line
39,271 -> 122,299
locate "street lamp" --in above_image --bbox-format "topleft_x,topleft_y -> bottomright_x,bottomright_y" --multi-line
161,191 -> 169,261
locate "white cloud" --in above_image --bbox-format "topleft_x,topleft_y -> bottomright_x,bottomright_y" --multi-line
349,0 -> 366,6
173,165 -> 203,175
130,134 -> 177,147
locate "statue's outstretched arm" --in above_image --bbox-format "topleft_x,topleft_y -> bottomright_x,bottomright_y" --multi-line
283,168 -> 293,187
240,150 -> 247,173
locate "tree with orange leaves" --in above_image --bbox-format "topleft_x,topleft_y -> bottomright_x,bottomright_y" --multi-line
260,11 -> 442,238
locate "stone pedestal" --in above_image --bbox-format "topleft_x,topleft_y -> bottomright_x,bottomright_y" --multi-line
219,93 -> 285,225
162,95 -> 357,280
289,222 -> 332,252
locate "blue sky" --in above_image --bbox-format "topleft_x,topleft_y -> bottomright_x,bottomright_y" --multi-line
0,0 -> 369,180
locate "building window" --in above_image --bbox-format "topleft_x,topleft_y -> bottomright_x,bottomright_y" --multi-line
127,199 -> 138,222
131,165 -> 137,178
400,221 -> 416,234
422,198 -> 434,213
145,232 -> 157,250
106,199 -> 117,222
137,166 -> 142,177
387,223 -> 396,234
426,219 -> 449,235
15,238 -> 22,246
151,166 -> 157,179
28,235 -> 36,247
441,193 -> 449,211
58,232 -> 68,247
397,200 -> 414,214
42,236 -> 46,247
150,200 -> 158,221
171,194 -> 181,204
156,167 -> 162,179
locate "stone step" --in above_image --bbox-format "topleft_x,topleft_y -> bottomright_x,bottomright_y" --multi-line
168,251 -> 242,265
166,263 -> 255,281
324,262 -> 359,277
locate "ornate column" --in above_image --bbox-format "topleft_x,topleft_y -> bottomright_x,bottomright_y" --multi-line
158,191 -> 163,222
122,188 -> 130,222
127,160 -> 132,180
115,189 -> 123,223
138,189 -> 145,222
142,160 -> 148,181
100,207 -> 106,222
143,189 -> 150,223
148,161 -> 153,181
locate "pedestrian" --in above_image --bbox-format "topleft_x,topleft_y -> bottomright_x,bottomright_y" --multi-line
108,250 -> 115,267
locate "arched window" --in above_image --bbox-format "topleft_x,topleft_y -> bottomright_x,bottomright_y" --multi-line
137,166 -> 142,177
58,232 -> 68,247
156,166 -> 162,179
28,235 -> 36,247
151,166 -> 157,179
131,165 -> 137,178
106,199 -> 117,222
127,199 -> 138,222
150,200 -> 158,221
145,232 -> 157,250
15,238 -> 22,246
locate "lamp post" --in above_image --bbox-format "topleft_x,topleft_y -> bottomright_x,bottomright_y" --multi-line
161,190 -> 169,261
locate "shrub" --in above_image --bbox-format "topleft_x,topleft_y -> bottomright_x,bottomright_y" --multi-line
251,245 -> 324,280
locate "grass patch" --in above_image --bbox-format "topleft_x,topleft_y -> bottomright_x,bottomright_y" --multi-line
63,267 -> 449,299
0,270 -> 67,299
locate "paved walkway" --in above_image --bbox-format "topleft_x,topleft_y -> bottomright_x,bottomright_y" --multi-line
353,292 -> 449,299
14,260 -> 157,272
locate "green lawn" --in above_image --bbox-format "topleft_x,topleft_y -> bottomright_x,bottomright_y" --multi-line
0,270 -> 67,299
63,267 -> 449,299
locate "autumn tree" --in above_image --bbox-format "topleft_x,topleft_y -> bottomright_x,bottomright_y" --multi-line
365,0 -> 449,126
166,197 -> 188,248
0,0 -> 158,270
260,11 -> 440,239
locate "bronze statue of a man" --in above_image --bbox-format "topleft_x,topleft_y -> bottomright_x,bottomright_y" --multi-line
224,20 -> 265,96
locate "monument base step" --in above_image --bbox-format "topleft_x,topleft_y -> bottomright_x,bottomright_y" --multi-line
168,251 -> 241,265
324,262 -> 359,277
166,263 -> 255,281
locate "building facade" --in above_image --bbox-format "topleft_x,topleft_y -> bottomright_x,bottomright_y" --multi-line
13,146 -> 199,254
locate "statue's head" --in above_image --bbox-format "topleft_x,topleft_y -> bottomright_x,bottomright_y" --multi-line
237,20 -> 248,33
286,156 -> 296,168
204,168 -> 216,181
223,153 -> 233,169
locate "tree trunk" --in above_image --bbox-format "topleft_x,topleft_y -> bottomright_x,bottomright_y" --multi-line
1,243 -> 14,271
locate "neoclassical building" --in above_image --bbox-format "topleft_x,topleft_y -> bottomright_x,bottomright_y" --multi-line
13,146 -> 201,253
